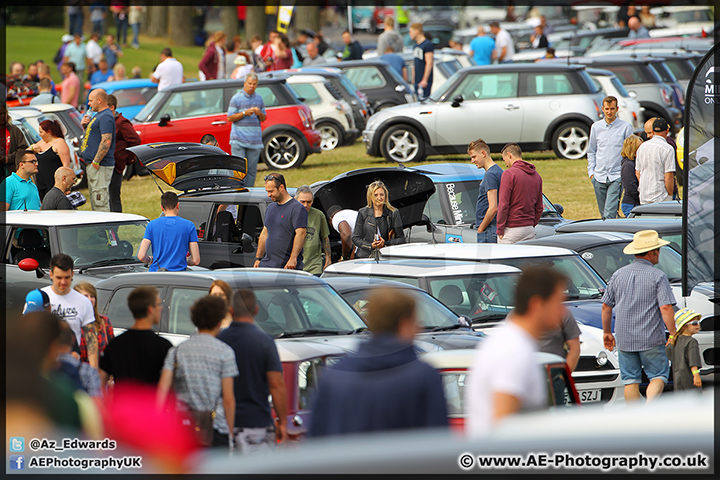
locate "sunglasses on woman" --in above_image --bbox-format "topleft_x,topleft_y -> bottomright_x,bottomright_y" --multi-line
688,320 -> 700,326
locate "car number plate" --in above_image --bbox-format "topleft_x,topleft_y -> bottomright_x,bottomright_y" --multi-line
578,389 -> 602,403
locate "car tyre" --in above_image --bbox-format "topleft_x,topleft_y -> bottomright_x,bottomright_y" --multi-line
317,121 -> 342,151
552,122 -> 590,160
264,131 -> 306,169
380,125 -> 426,163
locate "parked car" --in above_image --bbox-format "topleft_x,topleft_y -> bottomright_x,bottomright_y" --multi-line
132,75 -> 321,170
627,201 -> 682,218
398,51 -> 464,95
283,73 -> 358,151
555,217 -> 683,253
310,164 -> 567,249
90,79 -> 157,121
322,258 -> 622,406
331,59 -> 415,112
8,107 -> 83,182
589,51 -> 698,92
362,63 -> 605,162
438,48 -> 476,68
3,210 -> 151,318
650,5 -> 715,35
556,56 -> 684,130
585,68 -> 643,133
400,24 -> 456,50
289,67 -> 372,138
94,268 -> 373,440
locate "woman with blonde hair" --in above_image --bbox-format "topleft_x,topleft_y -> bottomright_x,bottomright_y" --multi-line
620,134 -> 643,217
74,282 -> 115,362
199,31 -> 228,80
352,180 -> 406,259
208,279 -> 234,329
112,63 -> 128,81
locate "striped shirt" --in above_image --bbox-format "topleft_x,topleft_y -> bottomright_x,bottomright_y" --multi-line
635,135 -> 675,205
587,116 -> 633,183
602,258 -> 675,352
228,89 -> 266,148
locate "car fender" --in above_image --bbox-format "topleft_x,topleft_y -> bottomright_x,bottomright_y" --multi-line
314,117 -> 349,139
543,113 -> 594,145
262,124 -> 310,146
375,116 -> 431,147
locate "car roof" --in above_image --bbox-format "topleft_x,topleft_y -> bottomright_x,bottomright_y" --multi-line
94,268 -> 324,290
285,74 -> 329,84
521,231 -> 636,251
286,67 -> 343,78
179,186 -> 296,201
556,217 -> 681,234
380,243 -> 577,260
9,107 -> 43,118
324,259 -> 521,277
629,201 -> 682,216
323,276 -> 429,293
421,349 -> 564,369
158,77 -> 284,93
5,210 -> 148,226
332,59 -> 391,68
32,103 -> 78,113
90,79 -> 157,91
576,56 -> 654,65
460,63 -> 587,73
585,68 -> 617,77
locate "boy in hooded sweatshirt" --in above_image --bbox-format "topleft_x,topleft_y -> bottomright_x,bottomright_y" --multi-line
496,143 -> 543,244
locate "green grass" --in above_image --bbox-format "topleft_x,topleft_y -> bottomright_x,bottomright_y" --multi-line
8,24 -> 599,222
81,142 -> 600,222
7,25 -> 207,86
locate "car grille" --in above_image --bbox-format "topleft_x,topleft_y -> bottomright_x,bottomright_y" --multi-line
576,356 -> 617,372
573,374 -> 619,384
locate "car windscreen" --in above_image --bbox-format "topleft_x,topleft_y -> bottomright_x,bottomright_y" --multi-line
336,74 -> 364,102
427,272 -> 520,323
578,70 -> 602,94
341,287 -> 458,328
252,284 -> 367,337
112,86 -> 157,109
663,59 -> 694,81
602,64 -> 656,85
610,75 -> 631,97
436,59 -> 462,79
133,90 -> 167,122
57,221 -> 149,268
649,62 -> 678,84
580,244 -> 682,284
13,117 -> 42,144
494,255 -> 606,300
428,70 -> 463,101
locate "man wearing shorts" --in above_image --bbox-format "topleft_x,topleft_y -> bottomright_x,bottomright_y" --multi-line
601,230 -> 677,403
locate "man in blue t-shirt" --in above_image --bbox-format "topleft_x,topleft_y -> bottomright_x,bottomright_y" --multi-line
2,150 -> 41,211
468,26 -> 495,66
409,23 -> 433,100
90,59 -> 113,85
254,173 -> 307,270
469,139 -> 503,243
138,192 -> 200,271
379,47 -> 408,82
80,88 -> 116,212
227,72 -> 266,188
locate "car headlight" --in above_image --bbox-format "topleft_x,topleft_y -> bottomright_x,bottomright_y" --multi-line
596,350 -> 608,366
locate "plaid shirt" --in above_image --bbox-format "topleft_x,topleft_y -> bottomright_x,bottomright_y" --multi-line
602,258 -> 676,352
80,315 -> 115,363
58,353 -> 102,398
67,191 -> 86,209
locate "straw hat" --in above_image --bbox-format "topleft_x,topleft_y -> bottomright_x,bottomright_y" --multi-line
233,55 -> 247,65
622,230 -> 670,255
674,307 -> 701,331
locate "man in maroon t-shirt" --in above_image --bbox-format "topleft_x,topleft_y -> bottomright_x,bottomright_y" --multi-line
496,143 -> 543,244
107,93 -> 141,212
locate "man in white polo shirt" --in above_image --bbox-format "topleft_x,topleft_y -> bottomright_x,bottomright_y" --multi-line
635,118 -> 675,205
151,47 -> 184,92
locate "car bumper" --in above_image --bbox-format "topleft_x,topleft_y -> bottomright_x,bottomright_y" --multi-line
344,127 -> 360,142
304,128 -> 322,154
363,129 -> 380,156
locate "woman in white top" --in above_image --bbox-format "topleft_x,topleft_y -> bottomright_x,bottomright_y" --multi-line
230,54 -> 253,79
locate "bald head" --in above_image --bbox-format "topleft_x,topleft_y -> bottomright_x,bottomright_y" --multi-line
644,117 -> 657,138
477,26 -> 486,36
54,166 -> 76,193
628,16 -> 641,31
88,88 -> 109,112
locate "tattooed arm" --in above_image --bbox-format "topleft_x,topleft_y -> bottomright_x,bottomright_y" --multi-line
82,325 -> 99,369
322,235 -> 332,269
91,133 -> 113,169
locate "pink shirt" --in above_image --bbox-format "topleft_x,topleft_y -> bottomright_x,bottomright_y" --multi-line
61,72 -> 80,108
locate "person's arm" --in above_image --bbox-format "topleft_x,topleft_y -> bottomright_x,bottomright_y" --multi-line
150,74 -> 159,84
63,82 -> 77,105
477,189 -> 498,233
493,392 -> 521,422
386,210 -> 406,245
663,172 -> 674,196
352,209 -> 371,250
254,104 -> 266,123
253,226 -> 268,267
534,179 -> 544,226
688,340 -> 702,388
156,368 -> 173,408
187,242 -> 200,266
82,325 -> 98,369
635,168 -> 641,181
91,132 -> 112,169
322,235 -> 332,269
496,175 -> 511,238
99,369 -> 110,387
198,46 -> 215,78
119,117 -> 142,147
55,139 -> 72,167
137,238 -> 152,264
587,126 -> 597,179
285,227 -> 307,269
338,221 -> 353,260
267,371 -> 288,443
401,65 -> 408,82
221,377 -> 235,438
660,304 -> 677,345
419,51 -> 433,87
601,303 -> 615,351
565,337 -> 580,372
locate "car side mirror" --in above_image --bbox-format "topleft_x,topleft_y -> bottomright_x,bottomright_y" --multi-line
419,214 -> 435,232
158,114 -> 171,127
241,233 -> 256,253
553,204 -> 565,215
457,315 -> 472,328
628,90 -> 638,99
18,258 -> 46,278
451,95 -> 464,108
297,97 -> 306,103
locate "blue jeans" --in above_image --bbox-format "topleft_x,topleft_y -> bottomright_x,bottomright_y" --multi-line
476,224 -> 497,243
591,177 -> 622,219
621,203 -> 636,217
131,23 -> 140,47
69,13 -> 84,36
618,345 -> 670,385
231,142 -> 262,188
116,16 -> 129,45
92,21 -> 104,36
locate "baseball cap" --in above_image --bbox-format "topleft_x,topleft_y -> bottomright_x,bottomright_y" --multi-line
61,34 -> 74,43
23,289 -> 50,314
652,117 -> 669,132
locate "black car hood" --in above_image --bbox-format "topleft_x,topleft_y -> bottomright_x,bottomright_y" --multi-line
127,142 -> 247,192
311,168 -> 436,229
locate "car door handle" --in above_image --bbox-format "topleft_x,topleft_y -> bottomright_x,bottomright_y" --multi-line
211,120 -> 227,126
504,104 -> 520,110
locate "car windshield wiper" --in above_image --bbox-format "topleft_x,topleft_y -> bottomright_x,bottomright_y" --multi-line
428,324 -> 471,332
78,258 -> 141,273
346,327 -> 368,334
668,277 -> 682,283
277,329 -> 343,338
566,292 -> 604,300
471,314 -> 508,324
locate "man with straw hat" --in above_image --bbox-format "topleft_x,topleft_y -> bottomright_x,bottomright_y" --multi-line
601,230 -> 677,404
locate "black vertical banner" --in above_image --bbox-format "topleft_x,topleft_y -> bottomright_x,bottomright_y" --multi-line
682,41 -> 719,298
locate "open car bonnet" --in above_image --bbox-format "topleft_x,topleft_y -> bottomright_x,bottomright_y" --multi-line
311,168 -> 436,229
126,142 -> 247,192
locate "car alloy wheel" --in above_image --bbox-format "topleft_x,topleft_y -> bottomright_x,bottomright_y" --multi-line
380,125 -> 425,163
264,132 -> 305,169
553,122 -> 590,160
317,122 -> 341,151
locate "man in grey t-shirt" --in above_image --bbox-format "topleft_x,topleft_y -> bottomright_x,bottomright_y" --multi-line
41,167 -> 76,210
538,311 -> 581,371
376,17 -> 404,55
